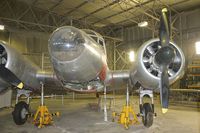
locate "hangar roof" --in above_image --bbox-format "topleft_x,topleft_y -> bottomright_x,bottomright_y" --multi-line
0,0 -> 200,33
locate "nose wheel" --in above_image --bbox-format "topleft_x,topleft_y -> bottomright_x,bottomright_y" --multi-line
139,89 -> 156,128
141,103 -> 154,128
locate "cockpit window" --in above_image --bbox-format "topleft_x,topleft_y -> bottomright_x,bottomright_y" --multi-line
81,29 -> 107,57
90,36 -> 98,43
99,40 -> 104,46
82,29 -> 104,45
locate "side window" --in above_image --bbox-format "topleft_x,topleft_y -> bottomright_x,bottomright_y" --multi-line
99,40 -> 104,46
91,36 -> 98,43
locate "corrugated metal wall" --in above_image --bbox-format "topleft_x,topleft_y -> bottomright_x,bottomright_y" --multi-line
116,25 -> 153,51
178,8 -> 200,61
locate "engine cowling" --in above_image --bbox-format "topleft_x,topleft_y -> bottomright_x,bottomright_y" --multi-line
130,38 -> 185,89
0,41 -> 40,89
48,26 -> 106,85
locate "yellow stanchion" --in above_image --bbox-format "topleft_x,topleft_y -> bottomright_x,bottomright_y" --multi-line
33,105 -> 59,128
112,83 -> 139,129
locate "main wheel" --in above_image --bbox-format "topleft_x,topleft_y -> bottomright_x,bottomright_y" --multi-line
12,101 -> 29,125
142,103 -> 153,128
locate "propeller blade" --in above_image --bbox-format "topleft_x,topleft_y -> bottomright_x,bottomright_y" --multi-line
160,66 -> 169,113
0,66 -> 24,89
159,8 -> 170,47
157,8 -> 174,114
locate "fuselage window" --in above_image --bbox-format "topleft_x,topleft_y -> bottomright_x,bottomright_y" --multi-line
99,40 -> 104,46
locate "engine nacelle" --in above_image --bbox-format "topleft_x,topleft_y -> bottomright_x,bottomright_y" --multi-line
0,41 -> 40,89
48,26 -> 106,84
130,38 -> 185,89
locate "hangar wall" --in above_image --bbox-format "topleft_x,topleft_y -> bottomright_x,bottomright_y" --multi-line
179,8 -> 200,61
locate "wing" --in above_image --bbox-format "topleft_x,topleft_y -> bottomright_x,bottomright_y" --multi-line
0,41 -> 61,92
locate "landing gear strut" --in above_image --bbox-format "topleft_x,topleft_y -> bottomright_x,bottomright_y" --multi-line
139,89 -> 156,128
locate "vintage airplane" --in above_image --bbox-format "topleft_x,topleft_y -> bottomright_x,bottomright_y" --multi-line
0,8 -> 185,128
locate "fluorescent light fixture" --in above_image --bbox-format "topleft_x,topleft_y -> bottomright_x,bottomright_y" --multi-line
195,41 -> 200,54
0,25 -> 4,30
138,21 -> 148,27
129,51 -> 135,62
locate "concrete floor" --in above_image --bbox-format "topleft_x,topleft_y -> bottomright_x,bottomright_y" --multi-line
0,95 -> 199,133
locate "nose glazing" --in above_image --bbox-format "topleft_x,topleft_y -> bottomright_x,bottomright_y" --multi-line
49,26 -> 85,61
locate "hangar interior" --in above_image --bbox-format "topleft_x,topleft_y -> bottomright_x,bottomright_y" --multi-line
0,0 -> 200,133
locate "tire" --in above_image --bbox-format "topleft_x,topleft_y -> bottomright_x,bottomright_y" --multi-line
142,103 -> 153,128
12,101 -> 29,125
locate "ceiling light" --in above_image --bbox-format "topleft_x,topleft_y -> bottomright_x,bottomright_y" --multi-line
129,51 -> 135,62
0,25 -> 4,30
195,41 -> 200,54
138,21 -> 148,27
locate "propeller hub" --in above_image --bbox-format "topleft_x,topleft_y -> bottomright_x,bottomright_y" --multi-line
154,46 -> 175,67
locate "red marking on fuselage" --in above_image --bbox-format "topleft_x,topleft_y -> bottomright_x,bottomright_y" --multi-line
99,64 -> 107,81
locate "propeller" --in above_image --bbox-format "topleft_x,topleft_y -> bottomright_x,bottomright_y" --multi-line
154,8 -> 176,113
0,49 -> 23,89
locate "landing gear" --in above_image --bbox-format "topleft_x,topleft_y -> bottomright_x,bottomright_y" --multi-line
15,89 -> 32,104
12,83 -> 59,128
139,89 -> 155,128
12,89 -> 31,125
12,101 -> 29,125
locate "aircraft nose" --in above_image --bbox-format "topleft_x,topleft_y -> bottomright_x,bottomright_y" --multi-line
49,26 -> 85,61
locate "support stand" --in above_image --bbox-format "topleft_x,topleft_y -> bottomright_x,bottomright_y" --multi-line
103,86 -> 107,122
112,83 -> 139,129
33,83 -> 59,128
